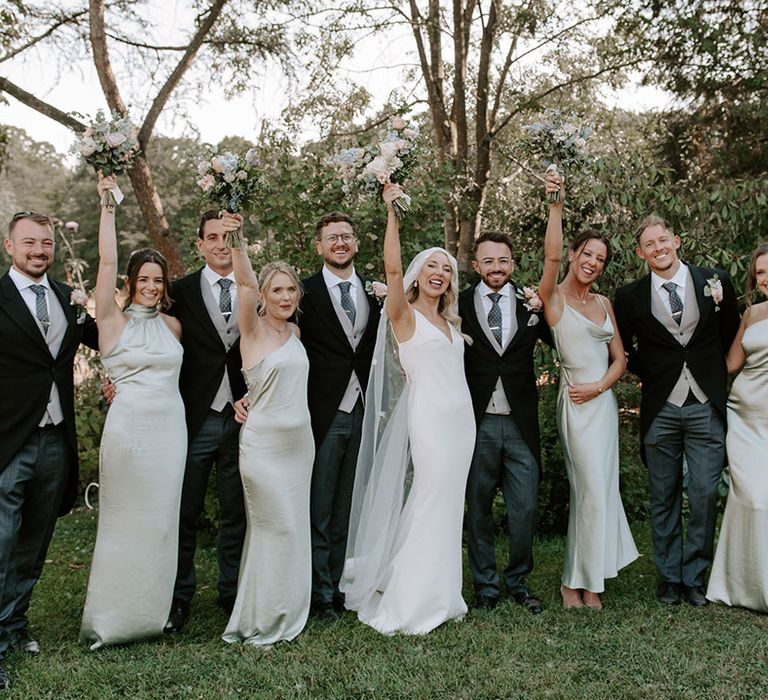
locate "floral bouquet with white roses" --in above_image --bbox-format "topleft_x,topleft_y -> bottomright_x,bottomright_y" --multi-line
332,116 -> 418,219
196,148 -> 269,248
517,110 -> 593,203
71,110 -> 140,207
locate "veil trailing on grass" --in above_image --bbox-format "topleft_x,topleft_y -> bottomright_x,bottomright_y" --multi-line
340,247 -> 460,612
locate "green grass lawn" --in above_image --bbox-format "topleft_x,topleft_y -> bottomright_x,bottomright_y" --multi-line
7,510 -> 767,699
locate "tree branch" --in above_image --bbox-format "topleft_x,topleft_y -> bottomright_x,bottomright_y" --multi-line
0,76 -> 86,131
0,9 -> 89,64
89,0 -> 127,115
137,0 -> 228,147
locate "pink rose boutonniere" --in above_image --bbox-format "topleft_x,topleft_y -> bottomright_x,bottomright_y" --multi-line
703,275 -> 723,307
365,280 -> 388,300
70,288 -> 88,323
518,286 -> 543,312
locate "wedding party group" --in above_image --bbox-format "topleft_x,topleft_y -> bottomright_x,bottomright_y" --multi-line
0,167 -> 766,691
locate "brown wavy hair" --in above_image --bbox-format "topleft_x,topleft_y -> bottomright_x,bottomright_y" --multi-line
746,242 -> 768,306
122,248 -> 173,311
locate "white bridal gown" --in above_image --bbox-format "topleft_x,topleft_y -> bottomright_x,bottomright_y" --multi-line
551,299 -> 638,593
80,304 -> 186,650
354,309 -> 475,635
707,319 -> 768,612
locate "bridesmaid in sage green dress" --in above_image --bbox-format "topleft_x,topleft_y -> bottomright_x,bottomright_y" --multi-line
537,173 -> 638,610
80,175 -> 185,649
221,214 -> 313,647
707,243 -> 768,612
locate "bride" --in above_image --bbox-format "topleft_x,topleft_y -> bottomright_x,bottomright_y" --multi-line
340,183 -> 475,635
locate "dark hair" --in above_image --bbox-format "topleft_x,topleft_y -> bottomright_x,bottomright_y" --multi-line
8,212 -> 54,238
746,242 -> 768,306
473,230 -> 515,258
569,228 -> 613,267
198,209 -> 221,239
635,214 -> 671,243
315,211 -> 355,239
122,248 -> 173,311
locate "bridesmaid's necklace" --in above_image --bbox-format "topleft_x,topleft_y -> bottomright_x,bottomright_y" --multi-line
563,287 -> 590,305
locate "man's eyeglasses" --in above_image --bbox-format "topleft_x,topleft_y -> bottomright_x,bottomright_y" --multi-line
322,233 -> 356,244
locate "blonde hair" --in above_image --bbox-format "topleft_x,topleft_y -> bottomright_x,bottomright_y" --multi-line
256,261 -> 303,317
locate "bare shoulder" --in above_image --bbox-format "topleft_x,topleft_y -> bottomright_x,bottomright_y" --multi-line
290,321 -> 301,338
161,312 -> 182,339
745,301 -> 768,328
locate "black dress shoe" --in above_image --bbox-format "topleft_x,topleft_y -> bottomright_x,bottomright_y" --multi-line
474,594 -> 499,610
217,595 -> 236,615
0,660 -> 8,691
12,631 -> 39,656
164,599 -> 190,633
511,591 -> 543,614
311,602 -> 339,622
684,586 -> 709,607
657,581 -> 682,605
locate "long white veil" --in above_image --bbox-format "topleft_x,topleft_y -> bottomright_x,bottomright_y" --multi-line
340,247 -> 460,612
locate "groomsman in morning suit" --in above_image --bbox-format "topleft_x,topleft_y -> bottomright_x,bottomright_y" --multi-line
0,212 -> 98,689
614,215 -> 739,606
165,210 -> 247,631
299,211 -> 381,621
459,231 -> 551,614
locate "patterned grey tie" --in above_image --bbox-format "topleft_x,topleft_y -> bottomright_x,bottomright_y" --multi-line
339,281 -> 356,326
662,281 -> 683,326
29,284 -> 50,335
487,292 -> 503,346
218,278 -> 233,319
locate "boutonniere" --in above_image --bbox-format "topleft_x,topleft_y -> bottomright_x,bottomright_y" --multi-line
703,275 -> 723,307
70,288 -> 89,323
365,280 -> 387,301
515,286 -> 543,312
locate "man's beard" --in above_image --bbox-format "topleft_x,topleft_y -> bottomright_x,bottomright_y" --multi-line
325,253 -> 355,270
482,273 -> 510,291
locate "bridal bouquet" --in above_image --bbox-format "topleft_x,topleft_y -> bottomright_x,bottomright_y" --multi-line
196,148 -> 269,248
333,116 -> 418,219
518,110 -> 593,203
72,110 -> 140,207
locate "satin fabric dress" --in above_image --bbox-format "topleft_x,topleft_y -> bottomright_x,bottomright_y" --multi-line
356,310 -> 475,635
707,319 -> 768,612
223,333 -> 314,646
80,304 -> 186,650
552,301 -> 638,593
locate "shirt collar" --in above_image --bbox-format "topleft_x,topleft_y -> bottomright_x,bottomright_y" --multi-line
652,262 -> 688,293
8,266 -> 50,291
322,265 -> 357,290
202,265 -> 235,287
477,280 -> 511,299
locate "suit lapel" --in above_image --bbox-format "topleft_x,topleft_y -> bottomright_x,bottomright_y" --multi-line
633,273 -> 679,342
461,285 -> 494,352
687,265 -> 711,343
50,280 -> 79,358
0,273 -> 51,355
505,283 -> 531,350
473,287 -> 502,353
183,270 -> 223,344
305,272 -> 351,347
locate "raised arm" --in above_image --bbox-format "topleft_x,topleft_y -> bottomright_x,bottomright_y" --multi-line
94,174 -> 126,353
538,171 -> 565,326
228,213 -> 261,340
382,183 -> 415,342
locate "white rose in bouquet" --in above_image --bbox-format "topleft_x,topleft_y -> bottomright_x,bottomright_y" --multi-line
77,137 -> 98,157
105,132 -> 127,148
197,160 -> 210,176
197,174 -> 216,192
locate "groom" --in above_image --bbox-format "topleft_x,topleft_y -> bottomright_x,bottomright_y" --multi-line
614,215 -> 739,606
459,231 -> 551,614
165,210 -> 247,631
0,212 -> 98,689
299,211 -> 381,621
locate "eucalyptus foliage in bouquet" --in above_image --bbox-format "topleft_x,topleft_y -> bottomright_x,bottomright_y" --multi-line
72,110 -> 140,207
333,116 -> 418,219
196,148 -> 269,248
518,110 -> 593,203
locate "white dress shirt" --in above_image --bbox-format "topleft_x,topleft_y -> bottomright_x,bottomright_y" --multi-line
477,280 -> 513,348
652,262 -> 688,317
201,265 -> 237,309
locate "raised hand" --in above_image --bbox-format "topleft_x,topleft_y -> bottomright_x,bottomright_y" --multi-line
545,168 -> 564,203
382,182 -> 404,209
